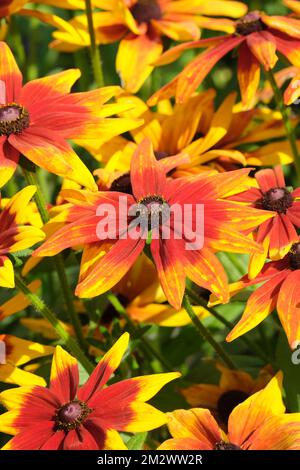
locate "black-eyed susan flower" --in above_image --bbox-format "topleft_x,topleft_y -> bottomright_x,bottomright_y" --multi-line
0,333 -> 180,450
231,166 -> 300,277
149,8 -> 300,109
0,186 -> 45,288
159,373 -> 300,450
210,239 -> 300,348
33,138 -> 273,309
49,0 -> 248,93
0,42 -> 140,189
181,364 -> 273,425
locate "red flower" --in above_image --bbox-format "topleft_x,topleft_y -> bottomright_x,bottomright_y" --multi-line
210,239 -> 300,347
0,334 -> 180,450
34,138 -> 272,309
231,165 -> 300,278
0,41 -> 139,189
149,9 -> 300,109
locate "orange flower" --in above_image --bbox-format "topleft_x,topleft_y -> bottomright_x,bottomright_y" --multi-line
0,42 -> 139,189
0,334 -> 180,450
0,186 -> 45,288
33,139 -> 272,309
50,0 -> 248,93
159,374 -> 300,450
231,166 -> 300,278
149,9 -> 300,109
181,364 -> 273,425
210,241 -> 300,348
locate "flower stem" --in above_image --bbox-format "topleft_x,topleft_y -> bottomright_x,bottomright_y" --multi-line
182,293 -> 237,369
22,165 -> 87,352
186,288 -> 271,364
14,273 -> 94,374
107,292 -> 174,372
267,69 -> 300,181
84,0 -> 104,87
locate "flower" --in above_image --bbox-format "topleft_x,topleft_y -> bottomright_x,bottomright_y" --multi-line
159,373 -> 300,450
149,9 -> 300,109
0,334 -> 53,387
231,165 -> 300,278
0,41 -> 140,189
33,138 -> 272,309
209,240 -> 300,348
91,92 -> 296,181
181,364 -> 273,425
49,0 -> 247,93
111,254 -> 209,327
0,186 -> 45,288
0,333 -> 180,450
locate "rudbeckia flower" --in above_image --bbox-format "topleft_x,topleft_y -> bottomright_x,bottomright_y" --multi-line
33,138 -> 273,309
181,364 -> 273,425
231,165 -> 300,278
109,254 -> 209,327
159,373 -> 300,450
210,240 -> 300,348
0,42 -> 140,189
0,334 -> 53,387
49,0 -> 248,93
149,9 -> 300,109
0,333 -> 180,450
88,93 -> 296,180
0,185 -> 45,288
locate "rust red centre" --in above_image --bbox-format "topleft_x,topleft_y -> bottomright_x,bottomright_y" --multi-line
55,400 -> 92,430
214,440 -> 242,450
235,11 -> 265,35
261,187 -> 293,213
217,389 -> 249,424
0,103 -> 30,136
289,243 -> 300,270
131,0 -> 162,24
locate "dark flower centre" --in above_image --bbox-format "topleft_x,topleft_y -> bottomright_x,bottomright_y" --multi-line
55,400 -> 92,431
131,0 -> 162,24
110,153 -> 169,195
136,195 -> 169,230
214,440 -> 242,450
110,172 -> 132,195
0,103 -> 30,136
101,294 -> 128,325
289,243 -> 300,270
217,389 -> 249,424
260,187 -> 293,213
235,11 -> 265,35
154,150 -> 170,161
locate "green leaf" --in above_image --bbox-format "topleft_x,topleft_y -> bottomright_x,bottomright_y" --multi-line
127,432 -> 147,450
275,332 -> 300,412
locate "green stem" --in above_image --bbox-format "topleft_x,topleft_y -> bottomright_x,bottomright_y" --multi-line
182,293 -> 237,369
186,288 -> 271,364
84,0 -> 104,87
22,165 -> 87,352
107,292 -> 174,372
267,69 -> 300,181
15,273 -> 94,374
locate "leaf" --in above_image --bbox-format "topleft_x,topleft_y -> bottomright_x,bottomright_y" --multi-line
275,331 -> 300,412
127,432 -> 147,450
